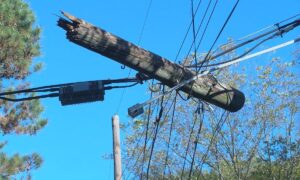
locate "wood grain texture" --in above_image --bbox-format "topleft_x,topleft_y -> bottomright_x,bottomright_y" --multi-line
58,12 -> 245,112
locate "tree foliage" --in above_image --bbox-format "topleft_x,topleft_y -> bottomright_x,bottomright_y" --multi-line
0,0 -> 46,178
122,45 -> 300,179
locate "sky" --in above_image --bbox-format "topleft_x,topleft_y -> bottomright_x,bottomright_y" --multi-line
3,0 -> 300,179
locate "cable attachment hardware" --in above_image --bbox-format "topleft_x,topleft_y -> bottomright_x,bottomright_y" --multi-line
274,23 -> 284,38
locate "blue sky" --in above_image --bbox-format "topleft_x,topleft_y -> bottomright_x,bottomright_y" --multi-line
3,0 -> 300,179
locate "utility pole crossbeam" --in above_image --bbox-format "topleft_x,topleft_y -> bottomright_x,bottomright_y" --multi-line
112,115 -> 122,180
58,12 -> 245,112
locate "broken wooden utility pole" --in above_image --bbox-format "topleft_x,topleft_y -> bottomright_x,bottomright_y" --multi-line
58,12 -> 245,112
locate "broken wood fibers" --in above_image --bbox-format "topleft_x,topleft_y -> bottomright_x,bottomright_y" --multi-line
57,11 -> 245,112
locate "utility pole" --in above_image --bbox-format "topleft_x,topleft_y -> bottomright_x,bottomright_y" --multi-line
112,115 -> 122,180
58,11 -> 245,112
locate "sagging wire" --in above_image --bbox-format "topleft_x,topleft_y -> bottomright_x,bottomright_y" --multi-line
162,93 -> 177,177
0,76 -> 147,103
146,86 -> 166,180
187,16 -> 300,69
188,102 -> 204,179
182,0 -> 215,65
174,0 -> 204,62
196,110 -> 230,180
180,107 -> 198,180
195,0 -> 240,73
190,0 -> 200,73
140,80 -> 154,179
115,0 -> 154,113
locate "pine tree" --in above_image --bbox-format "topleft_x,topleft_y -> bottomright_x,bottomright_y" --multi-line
0,0 -> 46,178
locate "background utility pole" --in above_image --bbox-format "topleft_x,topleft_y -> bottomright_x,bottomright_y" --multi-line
112,115 -> 122,180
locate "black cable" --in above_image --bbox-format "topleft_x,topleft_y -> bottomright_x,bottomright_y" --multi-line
185,0 -> 217,98
188,103 -> 204,179
0,85 -> 68,96
196,0 -> 240,72
196,110 -> 229,180
115,0 -> 154,113
163,94 -> 177,177
190,0 -> 200,73
137,0 -> 153,44
140,80 -> 154,180
180,110 -> 197,180
0,77 -> 142,97
146,86 -> 165,180
0,93 -> 59,102
174,0 -> 204,62
177,91 -> 189,101
184,0 -> 214,62
104,82 -> 140,90
187,18 -> 300,68
196,33 -> 276,68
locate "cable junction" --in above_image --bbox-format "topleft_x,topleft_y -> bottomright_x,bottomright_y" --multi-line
0,74 -> 149,105
128,36 -> 300,118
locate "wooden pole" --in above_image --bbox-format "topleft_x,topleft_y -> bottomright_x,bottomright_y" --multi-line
58,12 -> 245,112
112,115 -> 122,180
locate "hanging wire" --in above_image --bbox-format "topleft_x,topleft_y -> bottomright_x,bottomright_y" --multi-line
188,11 -> 299,69
196,110 -> 229,180
190,0 -> 200,73
146,86 -> 165,180
180,109 -> 198,179
196,0 -> 240,73
115,0 -> 154,113
162,94 -> 177,177
140,80 -> 154,179
184,0 -> 215,62
188,102 -> 204,179
174,0 -> 204,62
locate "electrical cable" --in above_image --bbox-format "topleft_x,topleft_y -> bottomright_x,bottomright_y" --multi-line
174,0 -> 204,62
140,80 -> 154,180
162,94 -> 177,177
115,0 -> 154,113
198,33 -> 276,68
180,110 -> 198,180
146,86 -> 165,180
104,82 -> 140,90
188,103 -> 204,179
183,0 -> 215,63
196,110 -> 229,180
188,18 -> 300,68
190,0 -> 200,73
196,0 -> 239,72
0,93 -> 59,102
133,34 -> 300,111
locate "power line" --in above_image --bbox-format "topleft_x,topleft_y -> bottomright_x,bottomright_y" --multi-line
184,0 -> 216,62
180,110 -> 198,180
163,94 -> 177,177
115,0 -> 154,113
146,86 -> 166,180
188,17 -> 300,68
174,0 -> 204,62
196,0 -> 239,72
196,110 -> 229,180
132,34 -> 300,112
140,80 -> 154,180
190,0 -> 201,73
188,103 -> 204,179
